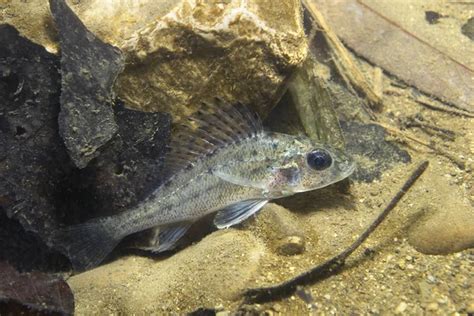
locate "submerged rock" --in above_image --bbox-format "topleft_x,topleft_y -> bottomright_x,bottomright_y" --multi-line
69,230 -> 265,314
5,0 -> 307,118
277,235 -> 305,256
116,0 -> 307,116
246,203 -> 313,256
0,24 -> 171,271
0,24 -> 68,249
50,0 -> 124,168
1,0 -> 180,54
409,207 -> 474,255
408,170 -> 474,255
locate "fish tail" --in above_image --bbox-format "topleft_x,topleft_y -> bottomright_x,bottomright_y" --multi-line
51,217 -> 121,271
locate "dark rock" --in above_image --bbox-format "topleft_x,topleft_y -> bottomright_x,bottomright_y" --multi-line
461,17 -> 474,41
50,0 -> 124,168
341,121 -> 411,182
57,104 -> 171,224
0,24 -> 171,270
0,23 -> 71,245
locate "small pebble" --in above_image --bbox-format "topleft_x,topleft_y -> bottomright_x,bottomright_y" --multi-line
426,302 -> 439,311
277,235 -> 305,256
397,260 -> 406,270
427,274 -> 437,284
395,302 -> 408,314
272,304 -> 282,312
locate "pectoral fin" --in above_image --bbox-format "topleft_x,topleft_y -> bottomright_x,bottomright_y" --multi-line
138,223 -> 191,253
214,199 -> 269,229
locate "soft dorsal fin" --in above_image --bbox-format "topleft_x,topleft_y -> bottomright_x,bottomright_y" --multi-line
163,98 -> 263,177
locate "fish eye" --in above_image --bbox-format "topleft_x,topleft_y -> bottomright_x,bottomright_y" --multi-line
307,149 -> 332,171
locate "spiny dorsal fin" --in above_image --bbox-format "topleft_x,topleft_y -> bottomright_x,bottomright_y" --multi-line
163,98 -> 263,177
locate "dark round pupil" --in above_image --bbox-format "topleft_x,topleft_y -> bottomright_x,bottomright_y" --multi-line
307,149 -> 332,170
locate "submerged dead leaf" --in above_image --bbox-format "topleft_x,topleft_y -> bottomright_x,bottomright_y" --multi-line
0,262 -> 74,315
314,0 -> 474,112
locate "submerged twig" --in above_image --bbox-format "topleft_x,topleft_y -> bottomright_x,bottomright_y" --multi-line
404,117 -> 456,142
243,161 -> 429,303
414,99 -> 474,118
301,0 -> 383,112
375,121 -> 466,170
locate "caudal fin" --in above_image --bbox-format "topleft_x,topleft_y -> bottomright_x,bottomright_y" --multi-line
51,218 -> 120,271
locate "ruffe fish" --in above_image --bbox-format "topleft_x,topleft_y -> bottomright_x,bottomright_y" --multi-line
52,99 -> 355,271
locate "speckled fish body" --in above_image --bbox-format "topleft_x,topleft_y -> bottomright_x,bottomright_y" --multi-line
53,100 -> 355,270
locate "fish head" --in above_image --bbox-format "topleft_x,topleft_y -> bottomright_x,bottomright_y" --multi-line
268,134 -> 355,195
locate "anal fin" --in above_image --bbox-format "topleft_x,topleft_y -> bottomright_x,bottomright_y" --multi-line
214,200 -> 268,229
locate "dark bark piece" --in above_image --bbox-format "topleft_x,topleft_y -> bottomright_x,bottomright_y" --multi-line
0,262 -> 74,315
49,0 -> 124,168
286,57 -> 346,150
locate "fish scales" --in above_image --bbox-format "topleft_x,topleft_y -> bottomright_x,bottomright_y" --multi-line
51,100 -> 355,270
114,135 -> 280,233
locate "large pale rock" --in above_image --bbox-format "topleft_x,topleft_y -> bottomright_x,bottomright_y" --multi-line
1,0 -> 180,53
68,229 -> 265,314
3,0 -> 307,117
408,169 -> 474,254
117,0 -> 307,116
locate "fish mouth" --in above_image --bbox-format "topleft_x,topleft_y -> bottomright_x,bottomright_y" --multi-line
290,160 -> 356,194
324,158 -> 356,187
339,159 -> 356,179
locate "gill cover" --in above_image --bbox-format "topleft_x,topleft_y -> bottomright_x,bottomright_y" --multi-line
213,162 -> 301,193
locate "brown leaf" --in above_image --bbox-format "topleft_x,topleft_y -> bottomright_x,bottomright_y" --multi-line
0,262 -> 74,315
314,0 -> 474,112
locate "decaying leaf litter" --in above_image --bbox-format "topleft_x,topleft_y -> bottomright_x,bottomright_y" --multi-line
0,0 -> 472,312
0,262 -> 74,315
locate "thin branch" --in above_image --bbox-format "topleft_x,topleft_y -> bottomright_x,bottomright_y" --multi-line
415,99 -> 474,118
243,161 -> 429,303
375,121 -> 466,170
